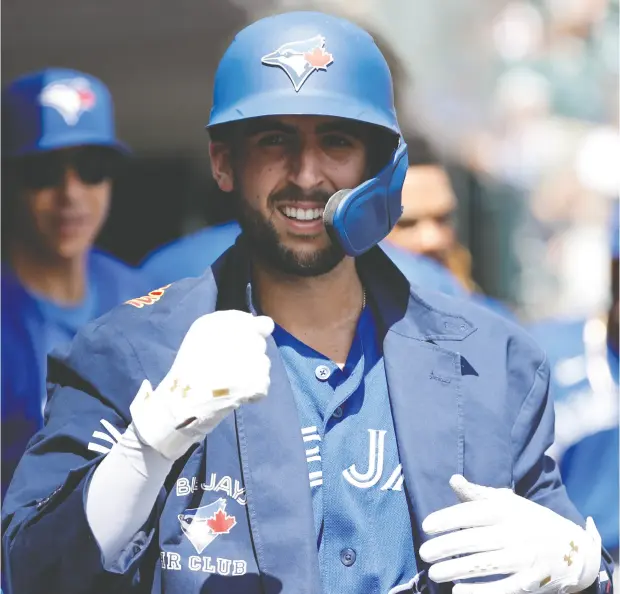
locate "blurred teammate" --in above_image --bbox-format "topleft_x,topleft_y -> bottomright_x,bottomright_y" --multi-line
1,68 -> 152,493
3,14 -> 612,594
528,206 -> 619,561
387,135 -> 515,318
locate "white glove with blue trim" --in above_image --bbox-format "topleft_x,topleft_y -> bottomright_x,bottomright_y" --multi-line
130,310 -> 274,461
420,475 -> 602,594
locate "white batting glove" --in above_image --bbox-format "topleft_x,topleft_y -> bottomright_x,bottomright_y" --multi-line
419,475 -> 601,594
130,310 -> 274,461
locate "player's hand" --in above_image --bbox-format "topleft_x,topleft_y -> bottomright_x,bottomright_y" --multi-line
130,310 -> 274,461
419,475 -> 601,594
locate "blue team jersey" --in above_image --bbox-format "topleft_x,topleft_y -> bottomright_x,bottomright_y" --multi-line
528,317 -> 619,554
381,243 -> 516,321
378,242 -> 465,298
141,221 -> 466,298
469,292 -> 517,321
140,221 -> 243,287
3,240 -> 613,594
272,306 -> 417,593
1,249 -> 153,494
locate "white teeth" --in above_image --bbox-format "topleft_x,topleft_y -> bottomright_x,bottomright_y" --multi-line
282,206 -> 323,221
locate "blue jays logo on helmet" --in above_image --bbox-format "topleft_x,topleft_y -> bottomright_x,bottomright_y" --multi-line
261,35 -> 334,92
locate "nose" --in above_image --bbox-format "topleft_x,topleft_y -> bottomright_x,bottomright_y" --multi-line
415,220 -> 451,257
58,167 -> 87,204
289,143 -> 325,192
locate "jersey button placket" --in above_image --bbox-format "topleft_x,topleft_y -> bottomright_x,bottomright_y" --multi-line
340,548 -> 357,567
315,364 -> 331,381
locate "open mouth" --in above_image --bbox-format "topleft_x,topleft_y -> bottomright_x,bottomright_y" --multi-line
278,206 -> 324,222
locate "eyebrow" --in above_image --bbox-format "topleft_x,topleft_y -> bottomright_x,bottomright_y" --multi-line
242,118 -> 366,138
243,120 -> 297,137
315,121 -> 366,138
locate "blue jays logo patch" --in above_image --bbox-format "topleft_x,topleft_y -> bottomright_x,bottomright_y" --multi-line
178,498 -> 237,554
261,35 -> 334,92
39,78 -> 96,125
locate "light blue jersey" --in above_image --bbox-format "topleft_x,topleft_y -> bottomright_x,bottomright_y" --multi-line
273,305 -> 417,593
140,222 -> 242,287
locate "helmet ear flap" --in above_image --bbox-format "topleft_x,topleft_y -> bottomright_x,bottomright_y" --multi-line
322,141 -> 408,257
323,189 -> 351,244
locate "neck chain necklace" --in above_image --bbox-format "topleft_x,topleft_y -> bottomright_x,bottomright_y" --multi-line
362,288 -> 366,311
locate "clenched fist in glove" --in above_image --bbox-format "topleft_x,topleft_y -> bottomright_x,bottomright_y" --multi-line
130,310 -> 274,461
420,475 -> 602,594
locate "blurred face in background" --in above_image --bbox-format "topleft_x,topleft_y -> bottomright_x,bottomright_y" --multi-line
388,164 -> 457,265
210,115 -> 373,277
11,147 -> 116,261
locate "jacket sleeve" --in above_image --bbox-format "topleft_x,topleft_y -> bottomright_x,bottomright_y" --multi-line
509,337 -> 614,592
2,319 -> 163,594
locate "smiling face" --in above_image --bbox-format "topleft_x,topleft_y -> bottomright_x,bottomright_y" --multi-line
210,115 -> 372,276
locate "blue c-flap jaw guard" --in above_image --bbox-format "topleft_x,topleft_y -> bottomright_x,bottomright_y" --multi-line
323,141 -> 408,257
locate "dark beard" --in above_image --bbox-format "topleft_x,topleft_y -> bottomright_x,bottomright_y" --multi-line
233,185 -> 346,277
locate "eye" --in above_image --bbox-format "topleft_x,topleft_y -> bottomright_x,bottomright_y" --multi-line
396,219 -> 418,229
257,133 -> 287,147
322,134 -> 354,149
436,213 -> 455,226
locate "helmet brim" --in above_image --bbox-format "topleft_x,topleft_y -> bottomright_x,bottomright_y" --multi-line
207,88 -> 400,136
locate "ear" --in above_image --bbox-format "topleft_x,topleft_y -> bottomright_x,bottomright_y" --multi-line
209,142 -> 234,192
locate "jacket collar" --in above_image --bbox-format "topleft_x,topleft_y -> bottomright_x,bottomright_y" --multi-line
212,235 -> 477,342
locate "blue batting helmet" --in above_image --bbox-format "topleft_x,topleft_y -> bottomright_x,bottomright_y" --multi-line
207,11 -> 408,256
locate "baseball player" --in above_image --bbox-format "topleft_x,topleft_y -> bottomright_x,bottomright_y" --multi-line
528,207 -> 619,562
2,13 -> 613,594
1,68 -> 153,494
